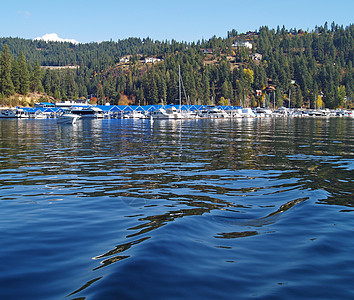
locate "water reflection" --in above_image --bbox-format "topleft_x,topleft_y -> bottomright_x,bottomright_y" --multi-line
0,117 -> 353,299
215,231 -> 258,239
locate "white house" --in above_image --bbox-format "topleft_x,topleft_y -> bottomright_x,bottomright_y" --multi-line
120,57 -> 130,63
145,57 -> 162,63
250,53 -> 262,61
233,41 -> 253,49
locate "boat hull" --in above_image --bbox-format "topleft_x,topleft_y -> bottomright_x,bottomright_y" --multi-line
57,113 -> 80,124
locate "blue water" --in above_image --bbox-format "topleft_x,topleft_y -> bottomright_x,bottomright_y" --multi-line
0,117 -> 353,299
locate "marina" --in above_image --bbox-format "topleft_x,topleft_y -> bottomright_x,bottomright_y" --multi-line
0,2 -> 353,298
1,104 -> 353,120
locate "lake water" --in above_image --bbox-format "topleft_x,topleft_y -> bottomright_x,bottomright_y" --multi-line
0,117 -> 353,299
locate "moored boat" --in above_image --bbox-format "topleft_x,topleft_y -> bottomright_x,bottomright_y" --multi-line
0,108 -> 18,118
57,110 -> 81,124
150,108 -> 171,119
0,108 -> 30,118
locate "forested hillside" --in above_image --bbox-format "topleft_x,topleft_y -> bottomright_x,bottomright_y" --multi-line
0,22 -> 353,108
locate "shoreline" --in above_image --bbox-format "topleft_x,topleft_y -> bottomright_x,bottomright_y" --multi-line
0,105 -> 353,119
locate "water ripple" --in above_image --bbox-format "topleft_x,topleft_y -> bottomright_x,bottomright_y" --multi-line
0,117 -> 353,299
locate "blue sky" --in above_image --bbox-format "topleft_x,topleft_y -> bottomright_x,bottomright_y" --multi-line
1,0 -> 353,43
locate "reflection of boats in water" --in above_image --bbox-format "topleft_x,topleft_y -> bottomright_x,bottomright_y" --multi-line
0,108 -> 29,118
57,110 -> 81,124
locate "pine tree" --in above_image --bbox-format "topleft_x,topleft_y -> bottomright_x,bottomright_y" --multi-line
43,69 -> 52,95
210,82 -> 216,105
157,74 -> 167,104
0,44 -> 14,97
275,88 -> 283,108
18,52 -> 30,95
30,61 -> 43,93
296,88 -> 303,108
146,71 -> 159,104
97,83 -> 104,104
62,70 -> 78,100
221,78 -> 232,100
11,58 -> 20,92
336,85 -> 346,108
201,73 -> 210,105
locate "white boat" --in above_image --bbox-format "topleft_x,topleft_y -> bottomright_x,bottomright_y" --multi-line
182,110 -> 199,119
57,111 -> 80,124
124,110 -> 146,119
255,107 -> 273,117
231,108 -> 243,118
0,108 -> 30,118
197,106 -> 230,119
166,106 -> 184,119
71,106 -> 100,118
150,108 -> 171,119
240,108 -> 256,118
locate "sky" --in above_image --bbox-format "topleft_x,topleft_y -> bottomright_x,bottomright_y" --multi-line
1,0 -> 353,44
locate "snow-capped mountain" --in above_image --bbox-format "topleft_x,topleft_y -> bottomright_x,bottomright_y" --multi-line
34,33 -> 79,44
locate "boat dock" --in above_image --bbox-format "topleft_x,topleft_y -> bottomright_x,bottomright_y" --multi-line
0,104 -> 353,119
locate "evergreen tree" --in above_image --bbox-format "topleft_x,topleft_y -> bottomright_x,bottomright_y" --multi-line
11,58 -> 20,92
0,44 -> 14,97
201,73 -> 210,105
296,88 -> 303,108
337,85 -> 346,108
30,61 -> 43,93
210,82 -> 216,105
221,78 -> 233,100
275,88 -> 283,108
97,83 -> 105,104
157,74 -> 167,104
62,70 -> 78,100
166,71 -> 178,103
150,78 -> 158,104
136,87 -> 144,105
18,52 -> 30,95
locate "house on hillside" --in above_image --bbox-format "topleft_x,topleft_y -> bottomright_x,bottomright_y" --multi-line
120,57 -> 129,63
250,53 -> 262,61
233,40 -> 253,49
145,57 -> 162,63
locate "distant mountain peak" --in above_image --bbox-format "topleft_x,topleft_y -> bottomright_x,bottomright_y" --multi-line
34,33 -> 79,44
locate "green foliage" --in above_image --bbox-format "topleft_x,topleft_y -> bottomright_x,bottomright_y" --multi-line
18,52 -> 30,95
337,85 -> 346,107
0,44 -> 14,96
296,88 -> 303,108
0,23 -> 353,108
275,88 -> 283,107
30,61 -> 43,93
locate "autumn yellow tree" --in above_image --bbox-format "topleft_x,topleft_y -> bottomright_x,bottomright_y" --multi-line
243,69 -> 254,86
118,93 -> 133,105
316,95 -> 324,109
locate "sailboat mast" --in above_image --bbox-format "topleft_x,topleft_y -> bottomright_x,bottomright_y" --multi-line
178,65 -> 182,110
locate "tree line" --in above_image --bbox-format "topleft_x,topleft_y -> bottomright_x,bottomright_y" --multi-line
0,22 -> 353,108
